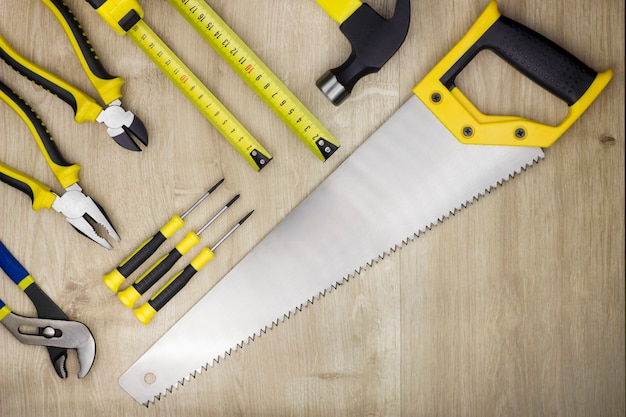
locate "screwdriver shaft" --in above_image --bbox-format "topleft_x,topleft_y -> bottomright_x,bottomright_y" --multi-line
118,194 -> 240,308
181,178 -> 224,220
102,178 -> 224,292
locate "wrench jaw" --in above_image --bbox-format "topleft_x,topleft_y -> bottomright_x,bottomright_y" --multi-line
75,328 -> 96,379
53,353 -> 68,379
51,184 -> 120,250
1,313 -> 96,378
96,99 -> 149,151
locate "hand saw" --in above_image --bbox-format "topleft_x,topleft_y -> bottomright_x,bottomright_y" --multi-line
118,1 -> 612,405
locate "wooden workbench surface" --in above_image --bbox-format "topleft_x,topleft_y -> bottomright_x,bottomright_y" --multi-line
0,0 -> 623,416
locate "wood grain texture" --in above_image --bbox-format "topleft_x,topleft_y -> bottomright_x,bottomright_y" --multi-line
0,0 -> 623,416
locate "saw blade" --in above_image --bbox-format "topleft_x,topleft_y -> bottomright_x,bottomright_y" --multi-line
119,95 -> 544,405
118,0 -> 614,403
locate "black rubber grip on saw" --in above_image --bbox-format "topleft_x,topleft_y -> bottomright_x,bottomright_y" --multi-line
440,15 -> 597,106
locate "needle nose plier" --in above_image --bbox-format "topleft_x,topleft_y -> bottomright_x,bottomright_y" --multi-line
0,79 -> 120,249
0,240 -> 96,378
0,0 -> 148,151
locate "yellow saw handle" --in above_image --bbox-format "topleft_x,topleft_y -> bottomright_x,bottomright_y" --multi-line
413,0 -> 613,148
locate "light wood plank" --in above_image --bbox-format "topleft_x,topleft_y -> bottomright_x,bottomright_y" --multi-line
0,0 -> 623,416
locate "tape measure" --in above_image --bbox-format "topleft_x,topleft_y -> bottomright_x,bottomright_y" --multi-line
88,0 -> 271,170
128,21 -> 272,170
168,0 -> 340,161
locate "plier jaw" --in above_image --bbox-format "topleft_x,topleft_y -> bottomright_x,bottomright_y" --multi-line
51,184 -> 121,250
96,99 -> 149,151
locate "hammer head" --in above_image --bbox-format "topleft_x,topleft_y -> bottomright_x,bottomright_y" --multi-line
317,0 -> 411,105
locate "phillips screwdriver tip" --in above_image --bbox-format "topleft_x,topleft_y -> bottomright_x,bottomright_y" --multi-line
239,210 -> 254,225
181,178 -> 225,219
210,210 -> 255,253
226,194 -> 241,207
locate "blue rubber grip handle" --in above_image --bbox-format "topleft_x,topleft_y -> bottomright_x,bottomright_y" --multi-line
0,240 -> 30,286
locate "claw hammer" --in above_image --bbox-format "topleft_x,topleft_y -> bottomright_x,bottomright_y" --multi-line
315,0 -> 411,105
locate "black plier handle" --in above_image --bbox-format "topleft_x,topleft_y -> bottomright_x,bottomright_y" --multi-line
0,0 -> 148,150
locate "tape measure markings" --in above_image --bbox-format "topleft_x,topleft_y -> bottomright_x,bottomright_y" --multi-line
128,20 -> 272,170
169,0 -> 340,161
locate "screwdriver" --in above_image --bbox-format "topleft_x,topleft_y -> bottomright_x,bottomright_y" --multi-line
102,178 -> 224,292
118,194 -> 239,308
134,210 -> 254,325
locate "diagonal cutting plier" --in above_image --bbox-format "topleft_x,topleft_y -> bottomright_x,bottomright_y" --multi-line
0,240 -> 96,378
0,79 -> 120,249
0,0 -> 148,151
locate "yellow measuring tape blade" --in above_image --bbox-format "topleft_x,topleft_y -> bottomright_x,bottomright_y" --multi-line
128,20 -> 272,170
168,0 -> 340,161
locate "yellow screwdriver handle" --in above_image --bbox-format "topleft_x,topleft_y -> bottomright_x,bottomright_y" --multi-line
117,231 -> 201,308
133,209 -> 253,325
102,215 -> 185,292
134,247 -> 215,325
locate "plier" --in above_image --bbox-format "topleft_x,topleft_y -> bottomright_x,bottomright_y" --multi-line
0,0 -> 148,151
0,240 -> 96,378
0,78 -> 120,249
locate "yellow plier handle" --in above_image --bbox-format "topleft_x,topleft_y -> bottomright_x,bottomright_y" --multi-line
0,162 -> 57,211
315,0 -> 362,24
0,80 -> 80,189
40,0 -> 125,105
0,33 -> 103,124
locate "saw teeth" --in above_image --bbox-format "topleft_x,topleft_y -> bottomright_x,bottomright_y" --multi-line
133,104 -> 544,406
147,155 -> 544,406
